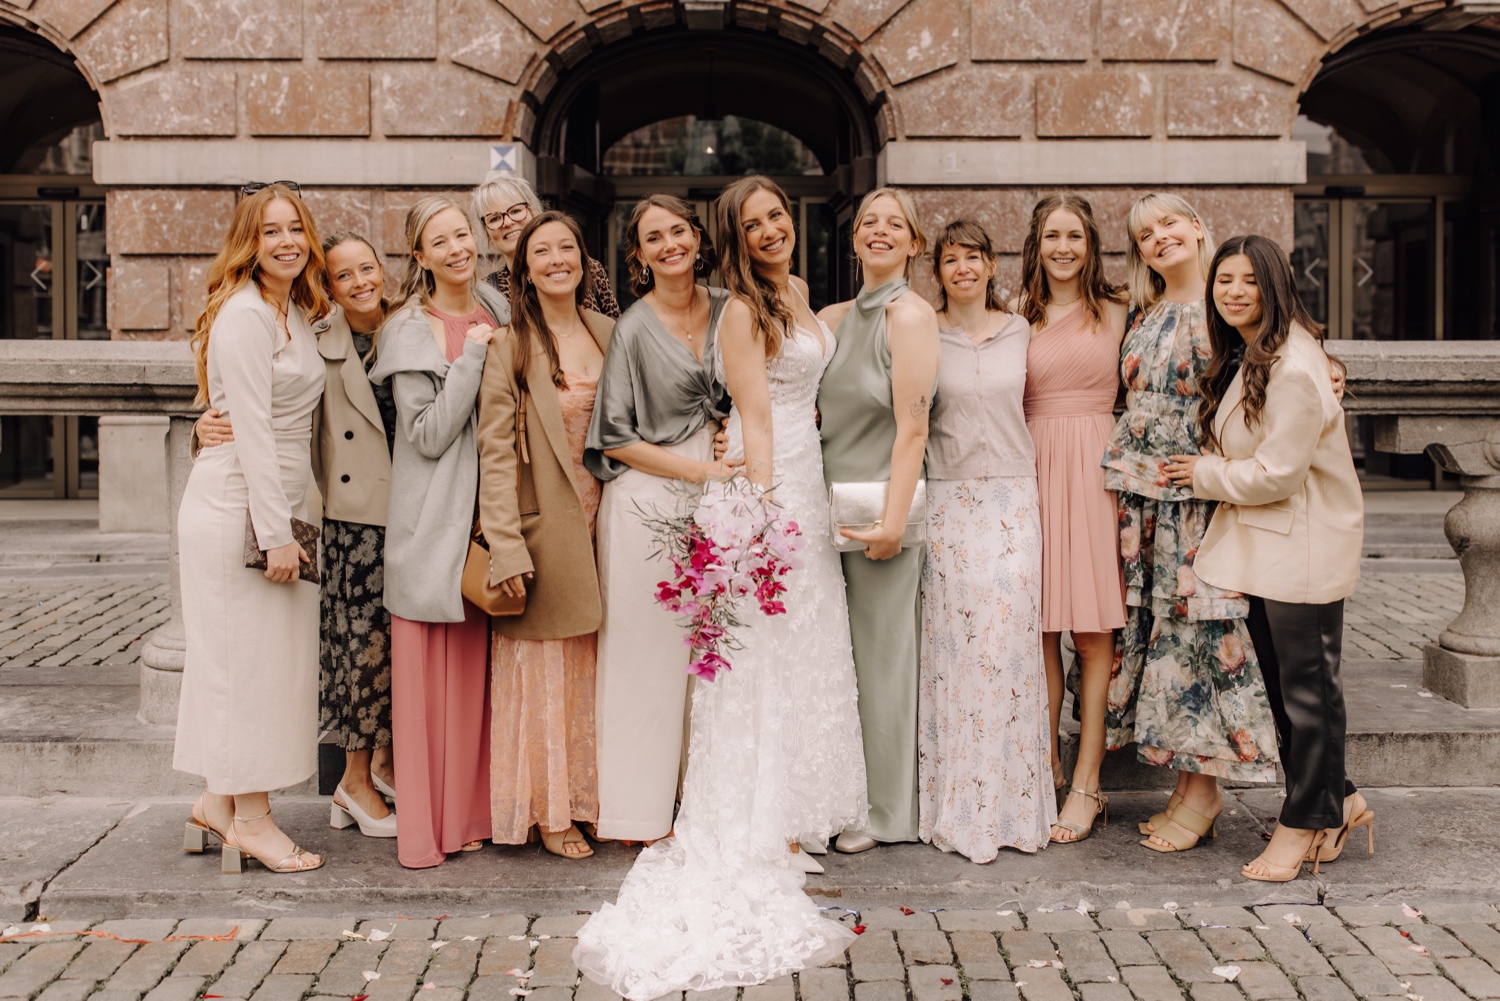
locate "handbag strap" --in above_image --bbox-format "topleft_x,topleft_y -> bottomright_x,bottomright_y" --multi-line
516,388 -> 530,465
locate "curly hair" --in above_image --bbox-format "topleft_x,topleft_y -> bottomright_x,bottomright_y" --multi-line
1014,193 -> 1125,328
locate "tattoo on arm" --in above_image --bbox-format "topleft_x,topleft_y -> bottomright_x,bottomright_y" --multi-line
909,395 -> 930,419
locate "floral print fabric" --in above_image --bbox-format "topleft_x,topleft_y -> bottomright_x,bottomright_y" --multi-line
318,518 -> 393,751
918,476 -> 1057,859
1096,300 -> 1278,782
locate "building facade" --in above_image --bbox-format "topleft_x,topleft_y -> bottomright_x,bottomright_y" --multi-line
2,0 -> 1497,506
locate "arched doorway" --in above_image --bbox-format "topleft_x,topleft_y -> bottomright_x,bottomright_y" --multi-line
529,27 -> 879,310
0,22 -> 106,498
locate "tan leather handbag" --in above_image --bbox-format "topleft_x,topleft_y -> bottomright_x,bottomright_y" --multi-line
461,387 -> 528,617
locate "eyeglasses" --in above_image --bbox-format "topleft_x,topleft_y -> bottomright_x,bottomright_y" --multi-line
482,202 -> 533,230
241,180 -> 301,195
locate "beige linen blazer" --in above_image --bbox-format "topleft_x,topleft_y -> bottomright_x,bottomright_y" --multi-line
1192,325 -> 1364,605
477,310 -> 613,641
311,308 -> 394,526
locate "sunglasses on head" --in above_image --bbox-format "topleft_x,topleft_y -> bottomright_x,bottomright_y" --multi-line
241,180 -> 302,195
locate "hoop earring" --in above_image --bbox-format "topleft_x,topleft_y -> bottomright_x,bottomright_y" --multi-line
639,266 -> 653,287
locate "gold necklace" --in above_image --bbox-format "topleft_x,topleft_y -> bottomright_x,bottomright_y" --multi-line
1051,291 -> 1083,306
658,287 -> 703,344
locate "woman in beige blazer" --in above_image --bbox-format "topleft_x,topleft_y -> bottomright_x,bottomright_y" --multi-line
477,211 -> 611,860
1165,235 -> 1367,884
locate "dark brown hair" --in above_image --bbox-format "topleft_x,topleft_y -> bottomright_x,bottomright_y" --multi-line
1016,193 -> 1124,328
929,219 -> 1003,313
1199,234 -> 1324,452
624,194 -> 716,291
715,175 -> 795,359
508,210 -> 595,392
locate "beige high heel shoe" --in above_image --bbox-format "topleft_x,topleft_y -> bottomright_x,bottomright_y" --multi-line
1245,831 -> 1328,882
221,811 -> 325,874
183,794 -> 230,854
1051,788 -> 1109,844
1139,790 -> 1183,836
1305,808 -> 1375,863
1140,802 -> 1219,853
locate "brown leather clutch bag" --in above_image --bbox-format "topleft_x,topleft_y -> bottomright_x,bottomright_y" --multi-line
462,522 -> 526,617
244,512 -> 322,584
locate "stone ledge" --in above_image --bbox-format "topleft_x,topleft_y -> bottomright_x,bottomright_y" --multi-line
94,140 -> 534,187
878,140 -> 1306,186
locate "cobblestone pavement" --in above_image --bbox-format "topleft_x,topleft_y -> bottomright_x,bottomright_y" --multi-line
0,571 -> 1460,670
4,902 -> 1500,1001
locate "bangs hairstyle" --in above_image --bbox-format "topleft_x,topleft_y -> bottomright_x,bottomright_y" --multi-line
930,219 -> 1002,314
394,195 -> 477,306
624,194 -> 716,291
1125,192 -> 1215,312
191,184 -> 331,407
1198,234 -> 1324,454
1016,193 -> 1124,328
508,210 -> 595,392
470,172 -> 544,253
715,175 -> 796,359
852,186 -> 927,283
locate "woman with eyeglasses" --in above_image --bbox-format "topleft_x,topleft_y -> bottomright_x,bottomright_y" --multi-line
472,173 -> 620,320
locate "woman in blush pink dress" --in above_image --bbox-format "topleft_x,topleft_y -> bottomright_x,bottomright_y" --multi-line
1013,194 -> 1129,845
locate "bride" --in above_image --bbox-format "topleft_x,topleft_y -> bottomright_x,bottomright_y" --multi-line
573,177 -> 869,997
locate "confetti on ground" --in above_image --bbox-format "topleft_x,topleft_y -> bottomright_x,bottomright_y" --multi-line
1403,904 -> 1424,919
900,907 -> 915,915
368,929 -> 392,942
1213,966 -> 1242,982
362,972 -> 380,982
431,941 -> 448,950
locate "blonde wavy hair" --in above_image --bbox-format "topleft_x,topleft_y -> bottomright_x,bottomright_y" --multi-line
191,185 -> 331,407
394,195 -> 479,307
1125,192 -> 1215,312
852,186 -> 927,283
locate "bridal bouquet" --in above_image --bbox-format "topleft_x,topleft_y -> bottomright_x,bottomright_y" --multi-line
642,476 -> 803,682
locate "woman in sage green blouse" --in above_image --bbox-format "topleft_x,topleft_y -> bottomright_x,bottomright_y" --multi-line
816,187 -> 941,853
584,194 -> 739,846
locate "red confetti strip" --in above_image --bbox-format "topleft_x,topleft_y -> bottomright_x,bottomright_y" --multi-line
852,925 -> 867,935
941,979 -> 954,986
352,995 -> 369,1001
900,907 -> 915,916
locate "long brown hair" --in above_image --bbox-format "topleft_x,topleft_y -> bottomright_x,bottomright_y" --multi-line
1199,234 -> 1324,453
394,195 -> 477,306
715,175 -> 795,359
929,219 -> 1003,314
624,194 -> 716,292
508,211 -> 594,392
191,185 -> 331,407
1016,193 -> 1124,328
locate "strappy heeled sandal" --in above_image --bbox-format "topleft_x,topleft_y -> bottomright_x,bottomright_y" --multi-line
1050,788 -> 1109,844
184,794 -> 230,854
1245,831 -> 1327,882
1140,802 -> 1220,853
221,811 -> 325,874
1305,807 -> 1375,864
1139,790 -> 1183,836
539,825 -> 594,860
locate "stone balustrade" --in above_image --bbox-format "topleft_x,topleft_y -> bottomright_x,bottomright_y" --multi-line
3,338 -> 1499,724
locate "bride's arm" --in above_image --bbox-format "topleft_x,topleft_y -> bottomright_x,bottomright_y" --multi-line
718,297 -> 774,490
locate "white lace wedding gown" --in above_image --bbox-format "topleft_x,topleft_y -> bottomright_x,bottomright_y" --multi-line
573,314 -> 869,1000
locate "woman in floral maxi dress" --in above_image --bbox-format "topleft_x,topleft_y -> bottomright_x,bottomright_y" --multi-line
1102,193 -> 1279,854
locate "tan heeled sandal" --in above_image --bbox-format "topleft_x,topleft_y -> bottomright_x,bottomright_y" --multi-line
221,811 -> 325,874
1305,809 -> 1375,863
1140,802 -> 1219,853
184,794 -> 230,854
1050,788 -> 1109,844
1139,790 -> 1183,836
539,825 -> 594,860
1246,831 -> 1327,882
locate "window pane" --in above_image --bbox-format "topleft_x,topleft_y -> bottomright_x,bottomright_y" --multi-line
1292,200 -> 1330,329
1350,201 -> 1434,340
0,204 -> 55,340
76,202 -> 108,340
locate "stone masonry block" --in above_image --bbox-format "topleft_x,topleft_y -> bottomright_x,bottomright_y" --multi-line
1329,955 -> 1404,999
33,0 -> 117,38
1199,928 -> 1265,962
176,919 -> 263,941
1016,966 -> 1072,1001
1305,922 -> 1368,958
1420,905 -> 1499,927
0,942 -> 86,999
1179,909 -> 1258,929
972,0 -> 1090,60
470,977 -> 531,1001
58,939 -> 136,980
475,938 -> 530,977
909,965 -> 962,1001
363,973 -> 417,1001
248,974 -> 315,1001
174,941 -> 241,977
1054,931 -> 1119,982
1438,957 -> 1500,998
177,0 -> 301,58
142,978 -> 207,1001
531,915 -> 589,937
376,940 -> 432,977
1083,985 -> 1134,1001
855,982 -> 905,1001
105,67 -> 237,136
938,910 -> 1024,933
424,940 -> 479,987
895,66 -> 1028,138
798,966 -> 852,1001
110,190 -> 236,255
85,988 -> 145,1001
1028,910 -> 1099,933
1297,977 -> 1356,1001
1278,0 -> 1365,40
436,917 -> 528,940
1251,925 -> 1332,977
1408,926 -> 1469,958
498,0 -> 577,40
445,0 -> 536,83
35,981 -> 92,1001
312,942 -> 388,995
1231,0 -> 1324,85
1037,72 -> 1155,137
1332,908 -> 1409,929
850,930 -> 902,982
1232,963 -> 1295,1001
951,930 -> 1008,980
862,909 -> 938,931
972,985 -> 1020,1001
361,920 -> 437,941
827,0 -> 907,41
1102,932 -> 1159,968
527,938 -> 576,988
380,63 -> 511,136
1121,965 -> 1185,1001
204,940 -> 286,999
1351,927 -> 1438,977
1100,911 -> 1181,932
1146,932 -> 1220,982
1452,924 -> 1500,967
1102,0 -> 1222,60
107,942 -> 190,991
1188,985 -> 1244,1001
868,0 -> 962,85
317,0 -> 435,58
898,930 -> 953,965
1001,931 -> 1057,967
272,940 -> 337,975
169,256 -> 212,336
74,0 -> 168,82
247,67 -> 369,136
1166,70 -> 1292,137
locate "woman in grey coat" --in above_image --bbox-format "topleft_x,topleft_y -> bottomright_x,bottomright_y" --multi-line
368,195 -> 507,869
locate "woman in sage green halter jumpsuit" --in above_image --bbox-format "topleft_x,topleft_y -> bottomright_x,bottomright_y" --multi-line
817,188 -> 941,849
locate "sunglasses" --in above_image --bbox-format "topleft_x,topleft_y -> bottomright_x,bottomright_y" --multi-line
241,180 -> 302,195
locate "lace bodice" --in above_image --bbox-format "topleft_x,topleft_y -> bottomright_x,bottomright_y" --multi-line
720,321 -> 833,469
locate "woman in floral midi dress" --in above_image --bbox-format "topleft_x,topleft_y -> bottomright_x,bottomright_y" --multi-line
1102,194 -> 1279,854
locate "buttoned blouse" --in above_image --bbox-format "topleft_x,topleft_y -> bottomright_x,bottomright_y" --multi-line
926,312 -> 1036,481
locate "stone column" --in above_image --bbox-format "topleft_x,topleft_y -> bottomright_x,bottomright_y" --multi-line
138,415 -> 195,725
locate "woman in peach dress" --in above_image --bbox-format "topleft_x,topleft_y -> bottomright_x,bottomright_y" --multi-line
478,212 -> 612,860
1014,194 -> 1129,845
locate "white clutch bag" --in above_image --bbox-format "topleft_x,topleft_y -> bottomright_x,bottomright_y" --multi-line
828,479 -> 927,553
